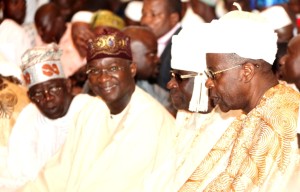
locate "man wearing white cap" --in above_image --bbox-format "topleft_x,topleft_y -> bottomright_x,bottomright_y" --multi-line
166,24 -> 241,191
0,43 -> 93,191
180,6 -> 300,191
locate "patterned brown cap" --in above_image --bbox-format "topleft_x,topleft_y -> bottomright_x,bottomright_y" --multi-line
87,29 -> 132,62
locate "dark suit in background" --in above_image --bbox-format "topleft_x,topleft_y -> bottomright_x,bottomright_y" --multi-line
157,27 -> 182,90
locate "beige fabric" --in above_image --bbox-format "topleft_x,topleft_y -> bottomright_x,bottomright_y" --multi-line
180,83 -> 300,191
19,87 -> 175,192
0,94 -> 93,191
0,79 -> 29,147
172,107 -> 241,191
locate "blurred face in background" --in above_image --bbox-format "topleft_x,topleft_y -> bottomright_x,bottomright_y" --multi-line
2,0 -> 26,24
141,0 -> 179,38
71,22 -> 94,58
279,35 -> 300,84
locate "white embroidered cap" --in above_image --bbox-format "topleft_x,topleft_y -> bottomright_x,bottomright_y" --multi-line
21,43 -> 65,88
208,6 -> 278,64
171,23 -> 210,112
71,11 -> 94,23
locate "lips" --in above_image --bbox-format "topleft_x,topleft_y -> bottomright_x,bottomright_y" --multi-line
43,105 -> 58,115
44,104 -> 57,110
100,84 -> 117,93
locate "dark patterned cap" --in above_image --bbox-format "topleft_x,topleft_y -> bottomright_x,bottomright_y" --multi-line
87,29 -> 132,62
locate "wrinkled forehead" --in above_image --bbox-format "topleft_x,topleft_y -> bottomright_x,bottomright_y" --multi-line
206,53 -> 237,69
143,0 -> 168,11
87,57 -> 131,67
29,78 -> 65,91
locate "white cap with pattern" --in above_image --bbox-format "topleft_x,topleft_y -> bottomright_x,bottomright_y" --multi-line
21,43 -> 65,88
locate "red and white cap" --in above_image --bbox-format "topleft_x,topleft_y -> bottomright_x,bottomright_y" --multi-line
21,43 -> 65,88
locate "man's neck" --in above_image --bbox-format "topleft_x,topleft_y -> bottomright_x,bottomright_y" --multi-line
244,77 -> 279,114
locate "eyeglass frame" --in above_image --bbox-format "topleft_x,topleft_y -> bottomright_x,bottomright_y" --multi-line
170,70 -> 199,82
29,86 -> 63,102
204,64 -> 243,80
86,65 -> 126,76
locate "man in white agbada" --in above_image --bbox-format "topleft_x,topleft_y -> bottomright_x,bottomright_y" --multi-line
165,24 -> 241,191
0,43 -> 94,191
180,6 -> 300,192
19,29 -> 175,192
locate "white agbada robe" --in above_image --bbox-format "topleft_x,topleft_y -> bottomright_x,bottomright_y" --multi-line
172,107 -> 242,191
0,19 -> 31,68
0,94 -> 92,190
20,86 -> 176,192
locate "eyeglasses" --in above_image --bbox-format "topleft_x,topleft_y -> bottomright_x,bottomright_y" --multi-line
86,66 -> 126,76
204,64 -> 242,80
30,86 -> 63,102
170,70 -> 198,82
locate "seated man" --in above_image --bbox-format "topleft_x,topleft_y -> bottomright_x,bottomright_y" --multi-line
0,43 -> 93,190
166,24 -> 241,191
19,29 -> 175,192
180,8 -> 300,191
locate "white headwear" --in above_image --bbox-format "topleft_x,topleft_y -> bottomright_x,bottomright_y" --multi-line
171,23 -> 210,112
71,11 -> 94,23
124,1 -> 143,22
21,43 -> 65,88
260,5 -> 292,30
208,6 -> 278,64
0,53 -> 23,82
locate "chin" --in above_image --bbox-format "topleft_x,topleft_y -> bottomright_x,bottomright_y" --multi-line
218,105 -> 231,113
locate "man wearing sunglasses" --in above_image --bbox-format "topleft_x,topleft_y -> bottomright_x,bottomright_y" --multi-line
182,7 -> 300,192
166,24 -> 241,191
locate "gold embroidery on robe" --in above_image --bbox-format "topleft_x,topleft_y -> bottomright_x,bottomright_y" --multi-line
179,84 -> 300,192
0,79 -> 29,146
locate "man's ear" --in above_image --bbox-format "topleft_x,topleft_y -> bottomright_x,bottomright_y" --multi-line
65,78 -> 73,93
27,91 -> 34,103
130,62 -> 137,78
170,12 -> 180,26
242,62 -> 256,83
